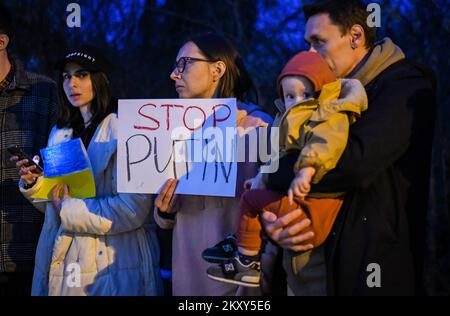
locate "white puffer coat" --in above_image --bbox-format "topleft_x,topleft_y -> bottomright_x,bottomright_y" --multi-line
20,113 -> 163,296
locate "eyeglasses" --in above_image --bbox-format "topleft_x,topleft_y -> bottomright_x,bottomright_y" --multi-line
174,57 -> 217,74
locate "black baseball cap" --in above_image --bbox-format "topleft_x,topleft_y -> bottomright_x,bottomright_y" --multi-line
55,45 -> 111,76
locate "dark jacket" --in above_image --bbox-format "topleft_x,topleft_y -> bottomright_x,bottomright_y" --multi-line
0,57 -> 57,273
269,57 -> 436,295
311,58 -> 437,295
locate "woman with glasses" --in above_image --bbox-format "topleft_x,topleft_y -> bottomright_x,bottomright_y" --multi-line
12,45 -> 163,296
153,33 -> 273,296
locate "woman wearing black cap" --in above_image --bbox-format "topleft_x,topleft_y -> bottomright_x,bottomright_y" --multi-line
13,45 -> 163,296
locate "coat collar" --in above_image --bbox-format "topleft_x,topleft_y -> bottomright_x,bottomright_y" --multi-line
349,37 -> 405,86
48,113 -> 118,176
5,56 -> 31,92
310,79 -> 368,123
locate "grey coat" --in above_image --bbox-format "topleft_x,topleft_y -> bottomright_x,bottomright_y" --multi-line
154,102 -> 274,296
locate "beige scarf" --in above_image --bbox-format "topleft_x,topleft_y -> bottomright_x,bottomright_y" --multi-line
351,37 -> 405,86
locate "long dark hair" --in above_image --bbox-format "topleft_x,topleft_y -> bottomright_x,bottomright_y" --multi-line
187,33 -> 259,104
56,70 -> 116,145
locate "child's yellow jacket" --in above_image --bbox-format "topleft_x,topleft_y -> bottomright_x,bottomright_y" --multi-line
274,78 -> 368,184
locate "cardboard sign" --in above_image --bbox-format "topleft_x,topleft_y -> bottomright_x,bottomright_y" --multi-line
32,138 -> 96,201
117,98 -> 237,197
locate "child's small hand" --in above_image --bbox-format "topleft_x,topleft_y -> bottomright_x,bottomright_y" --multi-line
244,173 -> 266,190
252,172 -> 266,189
288,177 -> 310,204
288,167 -> 316,205
244,177 -> 254,190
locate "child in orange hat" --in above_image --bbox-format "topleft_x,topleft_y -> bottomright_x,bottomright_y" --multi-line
203,51 -> 368,288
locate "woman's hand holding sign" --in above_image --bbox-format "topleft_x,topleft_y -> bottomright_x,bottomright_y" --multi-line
51,184 -> 70,214
155,178 -> 179,213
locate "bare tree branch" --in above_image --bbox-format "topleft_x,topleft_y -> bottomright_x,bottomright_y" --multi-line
145,6 -> 219,32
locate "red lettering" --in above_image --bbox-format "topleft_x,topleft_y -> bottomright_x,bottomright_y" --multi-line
161,104 -> 184,130
183,106 -> 206,131
134,103 -> 160,131
213,104 -> 231,127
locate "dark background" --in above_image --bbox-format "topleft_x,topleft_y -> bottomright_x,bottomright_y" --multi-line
3,0 -> 449,295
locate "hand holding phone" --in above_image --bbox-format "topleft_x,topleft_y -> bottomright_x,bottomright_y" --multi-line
7,145 -> 43,173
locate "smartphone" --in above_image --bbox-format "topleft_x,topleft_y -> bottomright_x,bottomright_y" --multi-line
7,145 -> 43,173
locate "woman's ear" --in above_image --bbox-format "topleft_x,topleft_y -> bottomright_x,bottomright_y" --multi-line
0,34 -> 10,51
212,61 -> 226,82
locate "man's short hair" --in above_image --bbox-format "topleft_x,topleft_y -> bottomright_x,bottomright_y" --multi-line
303,0 -> 377,49
0,4 -> 12,41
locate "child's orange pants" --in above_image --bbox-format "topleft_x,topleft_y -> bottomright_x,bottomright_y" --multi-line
237,189 -> 343,252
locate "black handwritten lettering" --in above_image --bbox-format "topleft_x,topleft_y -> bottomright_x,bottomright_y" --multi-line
126,134 -> 152,182
215,138 -> 234,183
202,138 -> 209,181
154,137 -> 172,174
